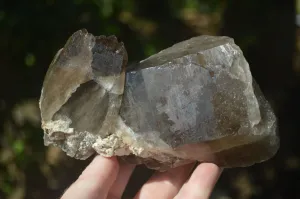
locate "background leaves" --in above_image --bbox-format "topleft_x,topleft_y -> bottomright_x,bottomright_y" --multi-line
0,0 -> 299,198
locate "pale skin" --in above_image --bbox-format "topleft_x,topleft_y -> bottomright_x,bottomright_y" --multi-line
61,155 -> 222,199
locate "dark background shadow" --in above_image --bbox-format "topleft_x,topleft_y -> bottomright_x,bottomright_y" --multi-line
0,0 -> 299,198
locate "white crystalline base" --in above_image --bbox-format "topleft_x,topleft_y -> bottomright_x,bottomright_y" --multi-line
43,116 -> 186,166
43,115 -> 170,156
43,111 -> 278,171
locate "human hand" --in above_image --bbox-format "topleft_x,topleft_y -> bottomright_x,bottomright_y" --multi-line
61,155 -> 222,199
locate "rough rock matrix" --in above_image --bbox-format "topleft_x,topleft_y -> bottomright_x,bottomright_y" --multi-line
39,29 -> 279,170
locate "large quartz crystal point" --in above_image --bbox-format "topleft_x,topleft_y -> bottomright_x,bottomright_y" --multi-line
40,30 -> 279,171
120,36 -> 279,170
39,29 -> 128,159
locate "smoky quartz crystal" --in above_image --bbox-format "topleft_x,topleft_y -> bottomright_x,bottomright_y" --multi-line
39,29 -> 279,170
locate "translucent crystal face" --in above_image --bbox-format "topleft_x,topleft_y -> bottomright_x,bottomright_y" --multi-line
39,29 -> 279,170
39,29 -> 127,159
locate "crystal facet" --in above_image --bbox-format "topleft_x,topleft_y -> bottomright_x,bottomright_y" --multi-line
39,30 -> 279,170
39,29 -> 127,159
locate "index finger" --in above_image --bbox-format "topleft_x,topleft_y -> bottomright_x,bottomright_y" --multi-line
61,155 -> 119,199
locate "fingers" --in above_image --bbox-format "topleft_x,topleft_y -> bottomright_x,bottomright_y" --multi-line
61,155 -> 221,199
61,155 -> 119,199
134,163 -> 195,199
174,163 -> 222,199
108,161 -> 135,198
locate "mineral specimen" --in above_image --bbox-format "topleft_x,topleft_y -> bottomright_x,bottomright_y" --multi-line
39,29 -> 279,170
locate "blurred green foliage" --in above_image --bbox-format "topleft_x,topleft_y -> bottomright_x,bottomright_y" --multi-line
0,0 -> 299,199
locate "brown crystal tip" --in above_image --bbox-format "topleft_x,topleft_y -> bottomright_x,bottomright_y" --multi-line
39,29 -> 127,159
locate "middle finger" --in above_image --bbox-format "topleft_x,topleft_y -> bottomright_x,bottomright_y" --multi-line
134,163 -> 195,199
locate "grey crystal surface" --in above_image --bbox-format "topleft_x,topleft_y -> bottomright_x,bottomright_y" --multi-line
39,30 -> 279,170
119,36 -> 279,169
